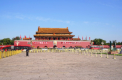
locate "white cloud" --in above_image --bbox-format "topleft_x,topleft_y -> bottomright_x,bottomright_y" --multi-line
15,15 -> 25,19
66,21 -> 70,24
36,17 -> 70,24
0,15 -> 12,19
83,21 -> 89,24
36,17 -> 50,21
1,14 -> 71,24
102,3 -> 114,8
112,25 -> 115,27
105,23 -> 109,25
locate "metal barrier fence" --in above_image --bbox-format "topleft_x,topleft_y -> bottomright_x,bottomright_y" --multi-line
29,49 -> 120,59
0,50 -> 22,59
0,49 -> 119,59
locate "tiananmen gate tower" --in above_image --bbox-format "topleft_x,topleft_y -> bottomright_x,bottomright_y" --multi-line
14,26 -> 91,48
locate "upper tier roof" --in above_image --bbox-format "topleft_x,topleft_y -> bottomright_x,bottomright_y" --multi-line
36,26 -> 72,34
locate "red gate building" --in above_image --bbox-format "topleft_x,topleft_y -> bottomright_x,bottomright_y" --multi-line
14,26 -> 91,48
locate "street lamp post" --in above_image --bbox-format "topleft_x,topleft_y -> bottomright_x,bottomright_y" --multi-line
115,40 -> 116,50
90,40 -> 93,49
101,42 -> 104,49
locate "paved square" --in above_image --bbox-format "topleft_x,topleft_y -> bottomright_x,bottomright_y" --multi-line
0,52 -> 122,80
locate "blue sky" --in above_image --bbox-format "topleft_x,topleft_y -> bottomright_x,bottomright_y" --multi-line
0,0 -> 122,42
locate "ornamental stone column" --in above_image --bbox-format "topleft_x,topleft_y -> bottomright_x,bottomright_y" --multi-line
40,37 -> 43,40
71,37 -> 72,40
56,37 -> 58,40
60,37 -> 62,40
47,37 -> 49,40
43,37 -> 44,40
51,37 -> 53,40
68,37 -> 69,40
45,37 -> 47,40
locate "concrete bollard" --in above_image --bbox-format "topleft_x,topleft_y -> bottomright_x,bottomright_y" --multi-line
14,50 -> 15,55
91,50 -> 92,56
11,51 -> 12,56
13,51 -> 14,55
96,50 -> 97,57
88,50 -> 90,56
84,50 -> 86,55
3,51 -> 6,58
0,51 -> 1,59
15,51 -> 16,55
100,50 -> 102,57
106,51 -> 109,58
114,53 -> 116,59
13,50 -> 15,55
10,51 -> 11,56
7,51 -> 9,57
81,50 -> 82,55
11,51 -> 13,55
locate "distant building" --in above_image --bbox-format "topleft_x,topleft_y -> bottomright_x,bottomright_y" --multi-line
23,38 -> 32,40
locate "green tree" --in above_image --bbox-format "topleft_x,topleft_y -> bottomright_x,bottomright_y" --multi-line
0,39 -> 2,45
105,43 -> 110,45
0,36 -> 20,45
11,36 -> 20,45
0,38 -> 12,45
93,38 -> 106,45
117,42 -> 121,45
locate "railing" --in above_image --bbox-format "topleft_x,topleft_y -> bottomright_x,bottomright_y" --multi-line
0,50 -> 22,59
29,49 -> 122,59
1,49 -> 121,60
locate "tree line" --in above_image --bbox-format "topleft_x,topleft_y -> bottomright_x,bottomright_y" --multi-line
0,36 -> 20,45
0,37 -> 122,45
93,38 -> 122,45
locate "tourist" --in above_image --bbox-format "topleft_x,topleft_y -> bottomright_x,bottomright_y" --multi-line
26,48 -> 29,56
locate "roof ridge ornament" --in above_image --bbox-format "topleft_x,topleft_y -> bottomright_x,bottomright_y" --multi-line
38,26 -> 40,31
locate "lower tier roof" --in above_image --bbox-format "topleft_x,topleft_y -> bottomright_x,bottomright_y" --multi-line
34,34 -> 75,37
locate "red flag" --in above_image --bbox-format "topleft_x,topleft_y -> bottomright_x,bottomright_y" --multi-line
82,36 -> 83,40
86,36 -> 87,40
25,35 -> 26,38
89,37 -> 90,40
20,35 -> 21,39
29,36 -> 30,39
78,36 -> 79,40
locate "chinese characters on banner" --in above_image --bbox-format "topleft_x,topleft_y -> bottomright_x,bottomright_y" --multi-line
61,42 -> 81,44
32,42 -> 48,44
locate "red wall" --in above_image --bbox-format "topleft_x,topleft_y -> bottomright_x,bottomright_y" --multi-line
14,40 -> 91,48
92,45 -> 122,48
57,41 -> 90,48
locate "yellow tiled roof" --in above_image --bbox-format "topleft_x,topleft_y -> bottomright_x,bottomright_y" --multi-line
36,26 -> 72,34
34,34 -> 75,37
72,38 -> 81,40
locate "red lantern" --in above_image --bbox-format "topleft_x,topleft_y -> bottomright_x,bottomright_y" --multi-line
93,42 -> 94,45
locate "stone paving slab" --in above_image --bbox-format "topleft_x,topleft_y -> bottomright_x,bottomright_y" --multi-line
0,52 -> 122,80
